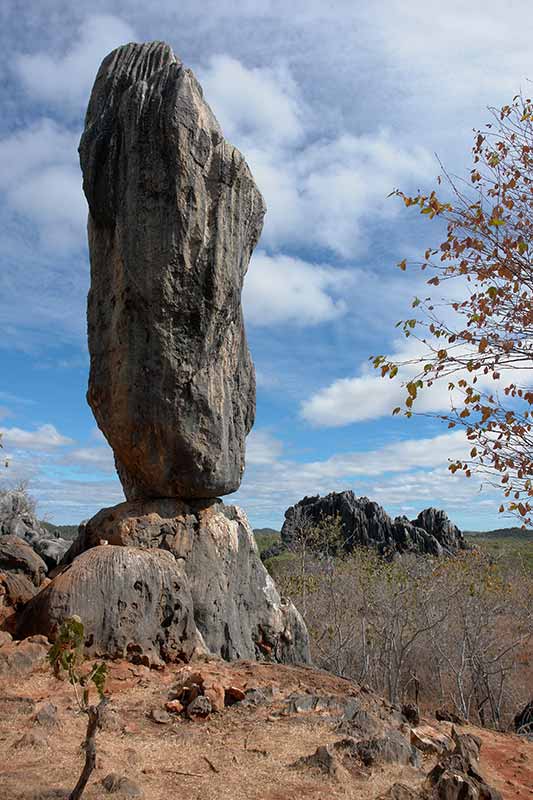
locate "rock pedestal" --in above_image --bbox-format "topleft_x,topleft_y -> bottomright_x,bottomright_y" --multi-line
80,41 -> 265,501
20,501 -> 309,665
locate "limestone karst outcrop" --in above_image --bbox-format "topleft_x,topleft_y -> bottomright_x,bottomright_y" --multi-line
79,40 -> 265,501
10,41 -> 309,667
280,491 -> 468,558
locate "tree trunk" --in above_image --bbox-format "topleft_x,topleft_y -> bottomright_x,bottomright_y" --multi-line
69,700 -> 106,800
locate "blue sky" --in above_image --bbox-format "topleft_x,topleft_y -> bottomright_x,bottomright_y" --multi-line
1,0 -> 530,529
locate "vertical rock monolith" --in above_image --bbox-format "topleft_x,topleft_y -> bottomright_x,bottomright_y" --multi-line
79,41 -> 265,501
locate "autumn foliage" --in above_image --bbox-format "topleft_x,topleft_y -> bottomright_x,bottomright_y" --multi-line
375,95 -> 533,524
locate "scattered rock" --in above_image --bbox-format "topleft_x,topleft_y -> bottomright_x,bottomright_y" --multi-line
0,571 -> 38,611
224,686 -> 246,705
204,680 -> 225,712
33,702 -> 58,727
0,630 -> 13,646
285,692 -> 346,715
411,725 -> 453,755
33,537 -> 70,571
149,708 -> 171,725
101,773 -> 144,798
338,731 -> 420,767
401,703 -> 420,726
80,41 -> 265,502
425,729 -> 502,800
514,698 -> 533,736
435,708 -> 466,725
286,694 -> 320,713
336,707 -> 382,738
241,687 -> 274,706
0,636 -> 49,678
187,695 -> 212,719
165,699 -> 184,715
280,492 -> 468,559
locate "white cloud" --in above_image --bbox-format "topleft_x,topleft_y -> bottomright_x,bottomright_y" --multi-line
0,119 -> 86,252
1,424 -> 73,450
199,55 -> 304,148
234,428 -> 493,526
200,53 -> 435,258
244,252 -> 353,326
302,326 -> 530,427
246,430 -> 283,465
15,14 -> 136,112
65,446 -> 115,474
246,129 -> 434,258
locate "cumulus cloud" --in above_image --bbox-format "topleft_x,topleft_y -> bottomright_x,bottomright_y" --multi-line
246,430 -> 284,465
233,428 -> 494,526
243,127 -> 433,258
201,54 -> 434,258
244,252 -> 353,326
64,446 -> 115,473
301,327 -> 529,427
0,119 -> 86,252
199,55 -> 304,148
1,424 -> 73,450
15,14 -> 136,112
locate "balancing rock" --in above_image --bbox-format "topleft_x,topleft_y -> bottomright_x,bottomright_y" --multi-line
79,41 -> 265,500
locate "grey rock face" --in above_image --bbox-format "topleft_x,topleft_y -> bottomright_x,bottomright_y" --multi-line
0,489 -> 47,544
33,537 -> 70,571
58,499 -> 309,664
79,41 -> 265,500
0,489 -> 70,570
281,492 -> 468,558
17,545 -> 207,665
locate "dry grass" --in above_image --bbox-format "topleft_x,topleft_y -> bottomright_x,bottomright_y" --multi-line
0,658 -> 531,800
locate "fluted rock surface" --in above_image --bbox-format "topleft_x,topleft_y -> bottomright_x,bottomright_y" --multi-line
79,41 -> 265,500
18,546 -> 207,664
54,500 -> 309,664
281,491 -> 468,558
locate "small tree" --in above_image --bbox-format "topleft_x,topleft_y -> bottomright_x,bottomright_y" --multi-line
286,510 -> 343,616
373,94 -> 533,524
48,616 -> 108,800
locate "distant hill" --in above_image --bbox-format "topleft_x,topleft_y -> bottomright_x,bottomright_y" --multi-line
253,528 -> 280,555
41,521 -> 79,541
465,527 -> 533,539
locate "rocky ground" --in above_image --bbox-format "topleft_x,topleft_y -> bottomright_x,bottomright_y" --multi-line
1,643 -> 531,800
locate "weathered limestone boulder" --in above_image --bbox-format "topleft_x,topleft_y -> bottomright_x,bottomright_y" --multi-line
79,41 -> 265,501
58,500 -> 309,663
17,546 -> 207,665
280,492 -> 468,558
0,536 -> 47,586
